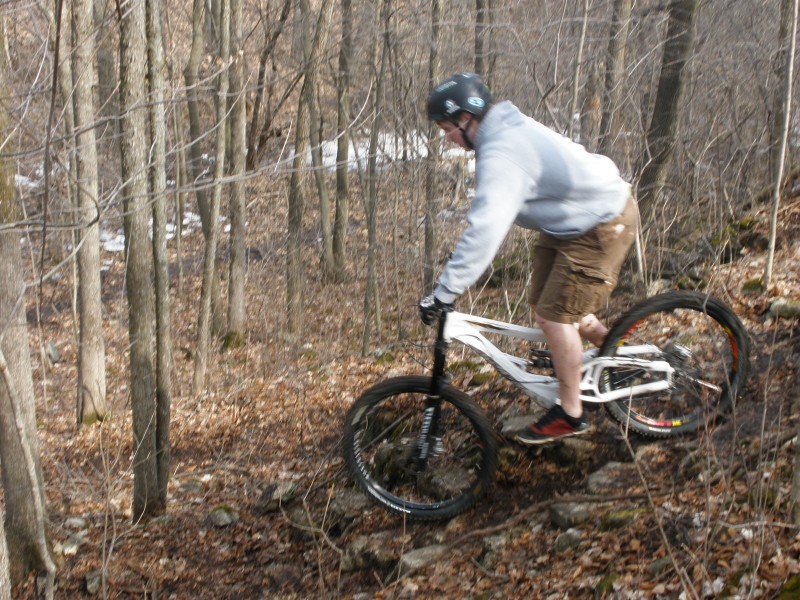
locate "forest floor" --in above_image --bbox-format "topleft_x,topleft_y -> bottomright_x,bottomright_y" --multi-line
10,181 -> 800,599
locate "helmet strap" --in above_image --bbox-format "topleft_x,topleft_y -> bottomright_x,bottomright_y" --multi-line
458,124 -> 474,150
450,114 -> 475,150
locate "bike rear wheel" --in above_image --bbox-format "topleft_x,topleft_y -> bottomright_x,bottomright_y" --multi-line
600,291 -> 749,437
342,375 -> 497,520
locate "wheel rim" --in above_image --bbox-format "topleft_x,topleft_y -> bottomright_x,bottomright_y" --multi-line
349,388 -> 489,514
603,305 -> 743,431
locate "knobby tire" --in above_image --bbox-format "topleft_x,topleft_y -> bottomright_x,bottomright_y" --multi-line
342,375 -> 497,521
600,291 -> 749,437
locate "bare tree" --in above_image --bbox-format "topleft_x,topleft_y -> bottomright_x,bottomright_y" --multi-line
597,0 -> 633,158
636,0 -> 699,223
118,0 -> 161,520
0,511 -> 8,600
0,20 -> 55,589
361,0 -> 391,355
423,0 -> 441,295
193,0 -> 229,392
474,0 -> 494,87
72,0 -> 108,426
567,0 -> 590,141
184,0 -> 224,335
303,0 -> 335,279
287,0 -> 333,336
245,0 -> 293,171
146,0 -> 173,502
770,0 -> 800,524
226,0 -> 248,347
333,0 -> 353,282
766,0 -> 797,288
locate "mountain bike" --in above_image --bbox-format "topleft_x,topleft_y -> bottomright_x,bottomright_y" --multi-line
342,291 -> 749,520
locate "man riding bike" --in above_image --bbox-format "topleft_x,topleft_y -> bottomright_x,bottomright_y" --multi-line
419,72 -> 638,444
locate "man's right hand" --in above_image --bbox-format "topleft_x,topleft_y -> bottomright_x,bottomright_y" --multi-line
418,294 -> 452,326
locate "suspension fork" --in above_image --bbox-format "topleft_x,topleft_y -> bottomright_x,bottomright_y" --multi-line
413,309 -> 451,465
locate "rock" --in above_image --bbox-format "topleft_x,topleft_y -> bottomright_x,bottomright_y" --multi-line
482,534 -> 508,554
599,508 -> 644,531
586,462 -> 638,495
256,481 -> 297,514
480,534 -> 509,570
552,438 -> 595,465
550,502 -> 593,530
209,505 -> 239,527
62,533 -> 87,556
64,516 -> 88,530
287,507 -> 316,542
769,298 -> 800,319
397,545 -> 448,575
179,478 -> 204,494
554,528 -> 583,553
417,466 -> 471,501
499,414 -> 538,436
648,556 -> 672,575
341,532 -> 396,572
328,488 -> 371,533
85,570 -> 102,595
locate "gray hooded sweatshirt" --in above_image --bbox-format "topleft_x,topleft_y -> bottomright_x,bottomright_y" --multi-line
434,101 -> 630,304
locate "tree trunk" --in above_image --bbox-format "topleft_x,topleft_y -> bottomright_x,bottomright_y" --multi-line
636,0 -> 699,222
146,0 -> 173,504
0,20 -> 54,588
361,0 -> 391,355
567,0 -> 590,141
287,0 -> 332,336
72,0 -> 108,427
245,0 -> 292,171
118,0 -> 160,520
769,0 -> 796,184
766,0 -> 797,292
42,0 -> 76,266
95,1 -> 118,120
193,0 -> 230,392
226,0 -> 247,347
598,0 -> 633,157
43,0 -> 80,372
305,2 -> 335,280
423,0 -> 441,294
0,509 -> 8,600
333,0 -> 353,282
183,0 -> 224,336
474,0 -> 494,88
580,63 -> 603,150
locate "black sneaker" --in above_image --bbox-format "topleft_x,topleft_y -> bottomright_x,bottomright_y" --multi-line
514,405 -> 589,446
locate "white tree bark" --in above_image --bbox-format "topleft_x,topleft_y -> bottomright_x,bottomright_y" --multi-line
0,19 -> 55,593
193,0 -> 229,392
72,0 -> 108,426
765,0 -> 798,288
146,0 -> 173,504
227,0 -> 248,346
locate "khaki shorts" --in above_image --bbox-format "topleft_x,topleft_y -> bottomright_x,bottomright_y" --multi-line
530,195 -> 638,324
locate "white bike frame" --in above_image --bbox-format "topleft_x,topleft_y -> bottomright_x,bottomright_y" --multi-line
443,311 -> 675,408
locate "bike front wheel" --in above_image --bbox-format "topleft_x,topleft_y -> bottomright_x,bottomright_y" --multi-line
600,291 -> 749,438
342,376 -> 497,521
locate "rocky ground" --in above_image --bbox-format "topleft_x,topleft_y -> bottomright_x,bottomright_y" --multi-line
10,187 -> 800,599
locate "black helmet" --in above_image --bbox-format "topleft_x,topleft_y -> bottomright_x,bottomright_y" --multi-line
427,72 -> 491,122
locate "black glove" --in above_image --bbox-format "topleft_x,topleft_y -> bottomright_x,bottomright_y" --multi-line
419,294 -> 452,326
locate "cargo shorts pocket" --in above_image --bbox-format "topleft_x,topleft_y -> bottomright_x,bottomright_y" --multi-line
562,263 -> 610,318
